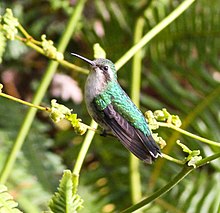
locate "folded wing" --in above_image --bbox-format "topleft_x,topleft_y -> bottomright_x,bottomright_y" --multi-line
102,104 -> 161,163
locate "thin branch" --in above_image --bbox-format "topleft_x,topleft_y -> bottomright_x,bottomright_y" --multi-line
0,92 -> 50,112
59,59 -> 89,74
73,120 -> 98,175
0,0 -> 87,184
162,153 -> 185,165
121,151 -> 220,213
1,87 -> 216,167
158,122 -> 220,147
196,152 -> 220,167
17,23 -> 42,45
121,166 -> 193,213
15,35 -> 89,74
115,0 -> 196,70
0,89 -> 99,134
129,16 -> 145,204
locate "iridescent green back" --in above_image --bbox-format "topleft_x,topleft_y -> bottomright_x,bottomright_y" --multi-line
94,81 -> 151,136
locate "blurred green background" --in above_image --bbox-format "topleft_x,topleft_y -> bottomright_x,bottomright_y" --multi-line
0,0 -> 220,212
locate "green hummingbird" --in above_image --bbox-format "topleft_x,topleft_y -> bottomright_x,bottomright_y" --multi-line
72,53 -> 161,163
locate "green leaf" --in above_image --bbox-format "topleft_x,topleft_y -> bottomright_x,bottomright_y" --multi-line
48,170 -> 84,213
0,184 -> 23,213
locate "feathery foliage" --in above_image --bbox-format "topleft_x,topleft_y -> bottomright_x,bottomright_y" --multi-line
48,170 -> 83,213
0,184 -> 22,213
0,0 -> 220,212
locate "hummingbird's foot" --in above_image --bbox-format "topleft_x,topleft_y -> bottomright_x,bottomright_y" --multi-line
100,129 -> 114,138
100,129 -> 108,137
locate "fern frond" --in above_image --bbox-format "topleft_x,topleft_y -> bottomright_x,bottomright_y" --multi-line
0,184 -> 23,213
48,170 -> 83,213
176,171 -> 220,213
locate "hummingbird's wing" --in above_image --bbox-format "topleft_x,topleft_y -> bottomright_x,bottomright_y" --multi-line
102,104 -> 160,163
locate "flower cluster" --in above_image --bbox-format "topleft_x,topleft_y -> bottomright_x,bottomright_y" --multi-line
0,9 -> 19,40
49,99 -> 87,135
41,35 -> 64,61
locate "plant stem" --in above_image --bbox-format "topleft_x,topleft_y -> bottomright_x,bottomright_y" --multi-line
15,35 -> 45,54
158,122 -> 220,147
115,0 -> 196,70
162,153 -> 185,165
150,84 -> 220,190
121,152 -> 220,213
0,89 -> 187,166
18,23 -> 41,45
0,92 -> 191,167
196,152 -> 220,167
73,120 -> 98,175
15,36 -> 89,74
0,0 -> 87,184
59,59 -> 89,75
18,23 -> 30,38
0,89 -> 99,135
121,166 -> 193,213
0,92 -> 50,112
129,16 -> 145,204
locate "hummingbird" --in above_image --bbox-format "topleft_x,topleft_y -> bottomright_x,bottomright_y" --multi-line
71,53 -> 161,163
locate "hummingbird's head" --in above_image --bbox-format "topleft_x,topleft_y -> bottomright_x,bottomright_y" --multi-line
71,53 -> 117,82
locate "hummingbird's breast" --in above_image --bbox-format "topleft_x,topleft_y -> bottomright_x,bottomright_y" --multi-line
84,72 -> 109,127
84,72 -> 107,104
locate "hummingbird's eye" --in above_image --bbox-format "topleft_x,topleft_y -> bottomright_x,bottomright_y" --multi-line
103,66 -> 109,71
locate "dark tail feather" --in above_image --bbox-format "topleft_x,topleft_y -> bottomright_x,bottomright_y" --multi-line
145,134 -> 162,158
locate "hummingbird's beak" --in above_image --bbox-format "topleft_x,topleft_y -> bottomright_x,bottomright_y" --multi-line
71,53 -> 95,66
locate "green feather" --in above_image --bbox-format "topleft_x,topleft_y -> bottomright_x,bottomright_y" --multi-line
94,81 -> 151,136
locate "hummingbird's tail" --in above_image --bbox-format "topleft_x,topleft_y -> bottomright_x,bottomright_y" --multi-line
135,129 -> 162,163
143,134 -> 162,158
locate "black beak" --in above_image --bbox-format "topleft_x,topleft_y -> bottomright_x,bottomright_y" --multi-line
71,53 -> 95,66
